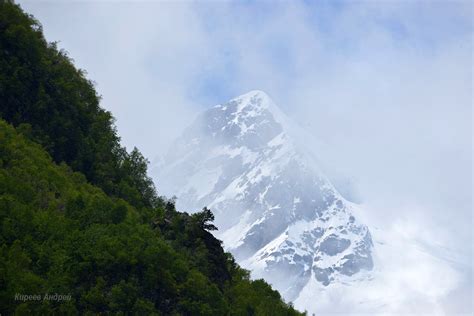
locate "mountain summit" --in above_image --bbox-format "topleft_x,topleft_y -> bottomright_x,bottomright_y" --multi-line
154,90 -> 374,306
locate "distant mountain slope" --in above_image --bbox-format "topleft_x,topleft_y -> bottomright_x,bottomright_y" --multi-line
154,90 -> 374,302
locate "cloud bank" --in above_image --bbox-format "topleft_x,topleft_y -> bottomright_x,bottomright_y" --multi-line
18,1 -> 473,314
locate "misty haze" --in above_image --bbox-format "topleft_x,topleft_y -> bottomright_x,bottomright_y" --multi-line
1,1 -> 472,315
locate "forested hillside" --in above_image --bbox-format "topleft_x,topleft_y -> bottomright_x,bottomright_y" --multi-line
0,0 -> 157,211
0,2 -> 304,315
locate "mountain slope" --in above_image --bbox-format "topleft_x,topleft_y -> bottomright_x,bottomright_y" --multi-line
0,3 -> 303,314
0,118 -> 301,314
155,90 -> 374,303
0,1 -> 157,210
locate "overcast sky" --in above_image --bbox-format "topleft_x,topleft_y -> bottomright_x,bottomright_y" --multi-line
18,0 -> 472,312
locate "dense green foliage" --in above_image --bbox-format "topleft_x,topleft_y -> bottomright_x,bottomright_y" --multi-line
0,0 -> 158,210
0,2 -> 305,315
0,120 -> 302,315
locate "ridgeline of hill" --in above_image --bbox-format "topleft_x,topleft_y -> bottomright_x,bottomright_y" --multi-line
0,2 -> 304,315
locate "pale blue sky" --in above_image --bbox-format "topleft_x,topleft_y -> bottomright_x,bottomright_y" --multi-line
187,0 -> 472,107
16,0 -> 473,313
18,0 -> 472,222
19,1 -> 472,121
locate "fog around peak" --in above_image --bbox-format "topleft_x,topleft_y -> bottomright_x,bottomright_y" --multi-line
19,1 -> 472,314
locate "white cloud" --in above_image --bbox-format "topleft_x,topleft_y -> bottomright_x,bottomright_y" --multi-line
18,1 -> 473,314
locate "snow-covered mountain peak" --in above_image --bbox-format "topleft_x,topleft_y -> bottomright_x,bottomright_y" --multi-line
206,90 -> 293,149
153,91 -> 374,308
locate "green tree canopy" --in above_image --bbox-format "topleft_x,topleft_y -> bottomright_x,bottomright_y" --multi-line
0,2 -> 306,315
